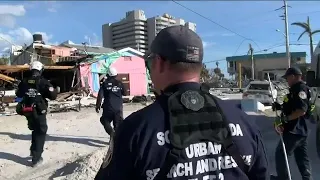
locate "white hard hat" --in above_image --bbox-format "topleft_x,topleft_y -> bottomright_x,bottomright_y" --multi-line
108,67 -> 118,77
30,61 -> 44,71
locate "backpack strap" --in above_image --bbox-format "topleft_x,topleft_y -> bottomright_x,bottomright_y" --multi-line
222,136 -> 249,173
153,148 -> 180,180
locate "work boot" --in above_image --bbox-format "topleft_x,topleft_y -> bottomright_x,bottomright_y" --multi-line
31,157 -> 43,168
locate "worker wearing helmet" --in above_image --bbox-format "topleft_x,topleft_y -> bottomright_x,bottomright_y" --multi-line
15,61 -> 57,167
96,67 -> 126,138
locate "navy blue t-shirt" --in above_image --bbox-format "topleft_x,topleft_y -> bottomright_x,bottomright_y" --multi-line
98,77 -> 125,112
103,83 -> 269,180
283,81 -> 310,136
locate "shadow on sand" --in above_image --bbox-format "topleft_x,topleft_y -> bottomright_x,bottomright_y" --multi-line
0,152 -> 31,166
0,132 -> 109,167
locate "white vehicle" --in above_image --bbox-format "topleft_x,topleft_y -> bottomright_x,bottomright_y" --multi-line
306,41 -> 320,157
307,41 -> 320,121
242,80 -> 277,105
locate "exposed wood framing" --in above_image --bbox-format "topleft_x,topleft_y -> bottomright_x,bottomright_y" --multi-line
0,65 -> 75,73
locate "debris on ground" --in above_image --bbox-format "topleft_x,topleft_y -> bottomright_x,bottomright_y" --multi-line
0,105 -> 144,179
51,147 -> 108,180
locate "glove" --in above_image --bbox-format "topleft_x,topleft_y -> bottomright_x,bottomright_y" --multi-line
310,104 -> 315,113
95,107 -> 100,113
274,116 -> 284,126
274,115 -> 288,134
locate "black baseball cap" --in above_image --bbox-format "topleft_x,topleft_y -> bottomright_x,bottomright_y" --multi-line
282,67 -> 302,77
149,25 -> 203,63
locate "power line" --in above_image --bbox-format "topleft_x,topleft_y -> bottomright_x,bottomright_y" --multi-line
255,43 -> 285,53
172,0 -> 249,40
203,58 -> 226,64
203,43 -> 287,64
172,0 -> 271,64
174,1 -> 317,68
290,10 -> 320,16
290,43 -> 318,46
232,9 -> 277,22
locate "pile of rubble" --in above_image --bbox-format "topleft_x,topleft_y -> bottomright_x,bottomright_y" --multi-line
52,147 -> 108,180
0,91 -> 155,116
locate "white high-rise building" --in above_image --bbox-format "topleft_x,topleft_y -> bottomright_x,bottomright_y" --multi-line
102,10 -> 196,54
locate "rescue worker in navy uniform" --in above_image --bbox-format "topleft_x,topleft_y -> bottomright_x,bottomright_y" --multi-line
96,67 -> 126,137
95,25 -> 269,180
16,61 -> 57,167
272,67 -> 313,180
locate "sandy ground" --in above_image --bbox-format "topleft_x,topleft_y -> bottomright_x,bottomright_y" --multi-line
1,95 -> 306,180
0,104 -> 145,180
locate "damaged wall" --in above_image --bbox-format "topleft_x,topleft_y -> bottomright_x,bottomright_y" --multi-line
8,68 -> 78,93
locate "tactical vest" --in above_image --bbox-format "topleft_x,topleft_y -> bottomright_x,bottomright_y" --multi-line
283,86 -> 313,118
16,78 -> 47,117
305,87 -> 313,119
102,79 -> 122,98
154,87 -> 249,179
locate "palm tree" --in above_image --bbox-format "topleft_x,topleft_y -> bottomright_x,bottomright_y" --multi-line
200,63 -> 210,82
291,16 -> 320,58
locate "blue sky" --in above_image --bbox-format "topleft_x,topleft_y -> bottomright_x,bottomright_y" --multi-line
0,1 -> 320,75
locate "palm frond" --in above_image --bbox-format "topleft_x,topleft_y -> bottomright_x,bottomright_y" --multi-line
297,30 -> 308,41
312,29 -> 320,35
291,22 -> 310,30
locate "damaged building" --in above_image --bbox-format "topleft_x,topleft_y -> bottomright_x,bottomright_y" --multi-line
1,34 -> 151,105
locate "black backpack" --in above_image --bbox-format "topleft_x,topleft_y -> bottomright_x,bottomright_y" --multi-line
154,88 -> 249,179
18,78 -> 46,116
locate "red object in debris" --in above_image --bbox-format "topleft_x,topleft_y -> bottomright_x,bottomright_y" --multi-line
22,106 -> 33,112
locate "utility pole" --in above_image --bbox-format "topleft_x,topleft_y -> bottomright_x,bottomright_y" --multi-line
277,0 -> 291,68
284,0 -> 290,68
248,44 -> 254,79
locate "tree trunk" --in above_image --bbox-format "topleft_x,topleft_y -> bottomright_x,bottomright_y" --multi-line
310,33 -> 314,59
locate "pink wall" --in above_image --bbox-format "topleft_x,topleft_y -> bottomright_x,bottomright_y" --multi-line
79,64 -> 94,95
52,46 -> 72,57
111,56 -> 147,96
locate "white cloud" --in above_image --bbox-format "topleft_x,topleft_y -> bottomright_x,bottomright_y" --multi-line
201,32 -> 236,38
200,32 -> 219,38
0,4 -> 26,28
0,5 -> 26,16
47,8 -> 57,13
203,41 -> 216,48
46,1 -> 60,13
84,33 -> 102,46
221,33 -> 236,37
0,15 -> 16,28
0,27 -> 54,53
0,4 -> 56,55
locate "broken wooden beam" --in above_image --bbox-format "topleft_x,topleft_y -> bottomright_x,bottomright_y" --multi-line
0,65 -> 75,72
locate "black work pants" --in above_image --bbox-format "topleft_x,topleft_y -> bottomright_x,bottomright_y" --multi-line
275,132 -> 312,180
100,109 -> 123,137
27,114 -> 48,162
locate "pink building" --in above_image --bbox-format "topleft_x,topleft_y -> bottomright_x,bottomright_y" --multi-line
79,47 -> 148,96
51,46 -> 72,57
